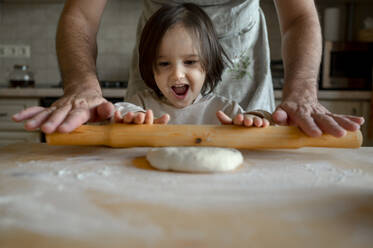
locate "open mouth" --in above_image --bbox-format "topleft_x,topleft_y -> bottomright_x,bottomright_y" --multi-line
171,84 -> 189,98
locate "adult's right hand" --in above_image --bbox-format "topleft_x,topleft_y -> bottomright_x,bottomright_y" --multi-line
12,89 -> 115,134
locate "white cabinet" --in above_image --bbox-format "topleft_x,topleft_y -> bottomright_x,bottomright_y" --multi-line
0,98 -> 41,146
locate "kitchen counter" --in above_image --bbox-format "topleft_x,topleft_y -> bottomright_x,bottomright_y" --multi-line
0,143 -> 373,247
0,87 -> 372,100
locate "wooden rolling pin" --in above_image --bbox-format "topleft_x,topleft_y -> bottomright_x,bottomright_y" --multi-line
46,124 -> 363,149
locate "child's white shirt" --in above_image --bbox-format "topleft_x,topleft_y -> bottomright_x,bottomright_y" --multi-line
115,89 -> 245,125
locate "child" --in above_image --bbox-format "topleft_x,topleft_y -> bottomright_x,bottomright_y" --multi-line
114,3 -> 272,127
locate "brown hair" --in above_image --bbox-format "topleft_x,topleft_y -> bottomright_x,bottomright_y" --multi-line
139,3 -> 230,96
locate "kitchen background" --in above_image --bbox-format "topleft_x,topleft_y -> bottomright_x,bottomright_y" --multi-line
0,0 -> 141,85
0,0 -> 372,86
0,0 -> 372,146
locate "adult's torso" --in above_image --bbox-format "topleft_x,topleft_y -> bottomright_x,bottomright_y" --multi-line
144,0 -> 258,45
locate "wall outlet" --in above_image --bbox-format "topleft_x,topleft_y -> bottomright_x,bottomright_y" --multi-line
0,44 -> 31,58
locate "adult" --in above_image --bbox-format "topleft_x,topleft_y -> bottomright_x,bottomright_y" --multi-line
13,0 -> 364,136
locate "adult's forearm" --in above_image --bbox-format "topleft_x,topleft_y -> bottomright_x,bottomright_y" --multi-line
56,11 -> 101,95
281,15 -> 322,101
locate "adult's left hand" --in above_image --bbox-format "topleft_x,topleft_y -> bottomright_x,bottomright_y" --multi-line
272,96 -> 365,137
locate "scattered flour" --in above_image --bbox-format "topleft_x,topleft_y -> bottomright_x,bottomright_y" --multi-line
1,146 -> 373,241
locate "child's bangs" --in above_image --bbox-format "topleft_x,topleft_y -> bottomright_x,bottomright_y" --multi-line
183,24 -> 208,71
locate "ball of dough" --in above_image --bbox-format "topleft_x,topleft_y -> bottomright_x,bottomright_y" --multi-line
146,147 -> 243,173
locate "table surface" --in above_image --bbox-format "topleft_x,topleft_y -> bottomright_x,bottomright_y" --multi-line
0,143 -> 373,248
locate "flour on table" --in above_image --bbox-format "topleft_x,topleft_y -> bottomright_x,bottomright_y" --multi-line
146,147 -> 243,172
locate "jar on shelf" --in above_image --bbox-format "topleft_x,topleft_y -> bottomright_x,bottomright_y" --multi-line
9,64 -> 35,88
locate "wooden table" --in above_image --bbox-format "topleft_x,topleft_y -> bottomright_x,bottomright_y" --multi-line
1,143 -> 373,248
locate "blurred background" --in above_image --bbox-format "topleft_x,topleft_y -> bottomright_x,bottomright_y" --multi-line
0,0 -> 372,86
0,0 -> 372,145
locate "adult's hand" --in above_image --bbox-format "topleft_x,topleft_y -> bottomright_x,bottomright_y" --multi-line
15,0 -> 113,134
12,89 -> 115,134
272,95 -> 365,137
272,0 -> 364,137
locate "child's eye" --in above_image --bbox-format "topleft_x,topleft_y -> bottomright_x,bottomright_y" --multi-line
184,60 -> 197,65
158,62 -> 169,67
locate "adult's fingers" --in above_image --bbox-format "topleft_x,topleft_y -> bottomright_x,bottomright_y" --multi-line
294,113 -> 323,137
313,113 -> 346,137
24,107 -> 58,131
12,106 -> 45,122
216,111 -> 232,125
95,101 -> 115,121
56,105 -> 91,133
342,115 -> 365,125
330,114 -> 360,132
40,104 -> 73,133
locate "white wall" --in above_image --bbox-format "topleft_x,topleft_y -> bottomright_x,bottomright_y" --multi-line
0,0 -> 142,86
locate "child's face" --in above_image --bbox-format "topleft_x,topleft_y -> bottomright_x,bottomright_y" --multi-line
153,24 -> 206,108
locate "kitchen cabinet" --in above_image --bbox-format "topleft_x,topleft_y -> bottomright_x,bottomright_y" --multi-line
0,131 -> 40,146
0,98 -> 41,145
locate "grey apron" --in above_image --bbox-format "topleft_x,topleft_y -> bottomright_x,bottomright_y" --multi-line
127,0 -> 275,112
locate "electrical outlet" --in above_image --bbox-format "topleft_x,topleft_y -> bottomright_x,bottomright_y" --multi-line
0,44 -> 31,58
